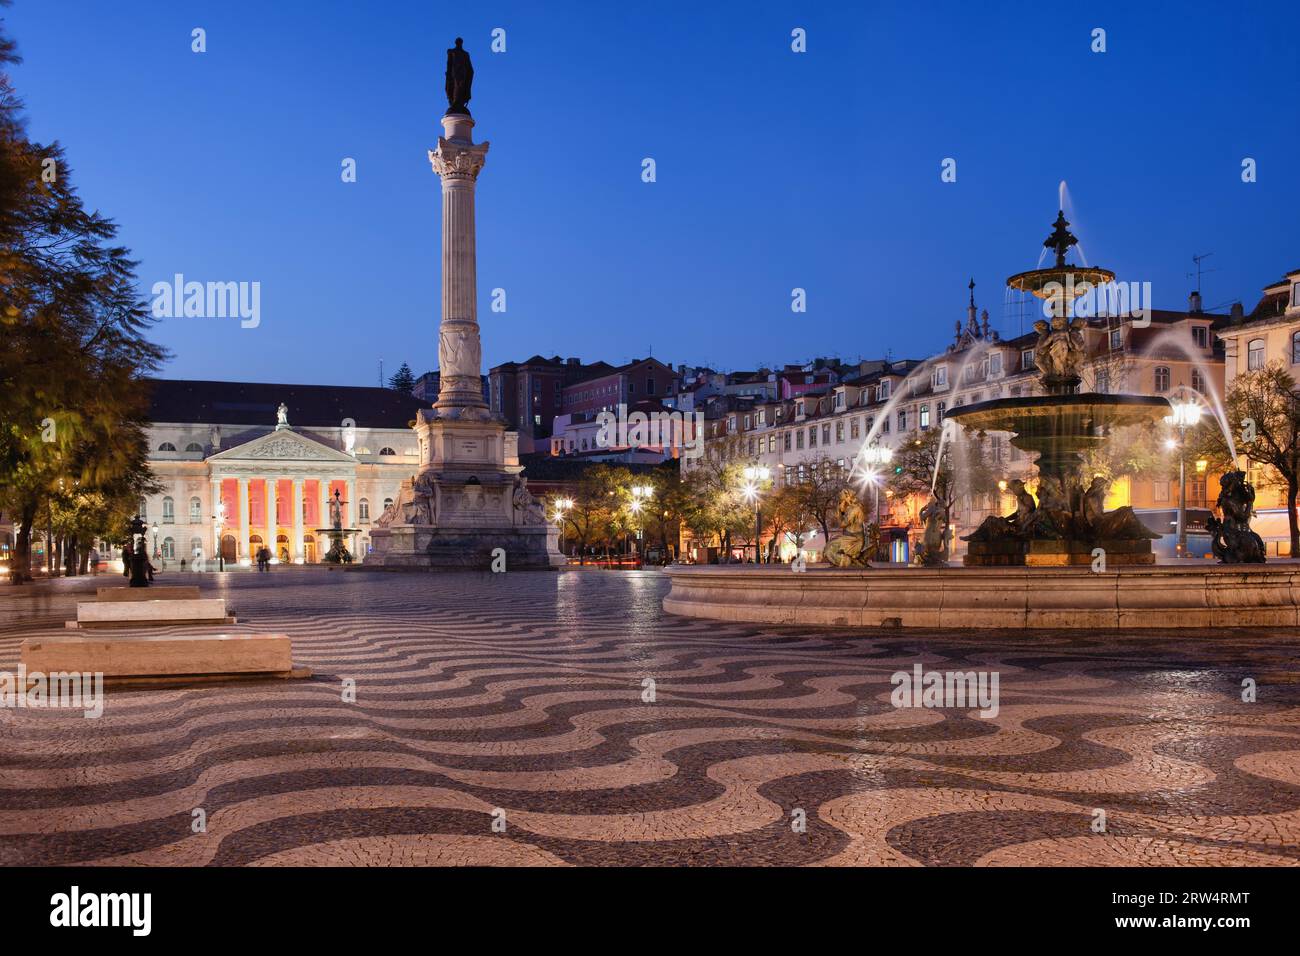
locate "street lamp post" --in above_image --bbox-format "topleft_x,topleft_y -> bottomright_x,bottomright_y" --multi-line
857,444 -> 895,529
1167,399 -> 1203,558
553,497 -> 573,559
630,485 -> 652,563
742,465 -> 770,563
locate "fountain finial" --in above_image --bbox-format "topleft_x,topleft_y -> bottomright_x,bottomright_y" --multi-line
1044,210 -> 1079,269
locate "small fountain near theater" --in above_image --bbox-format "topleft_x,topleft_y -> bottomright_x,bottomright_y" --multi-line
316,488 -> 361,564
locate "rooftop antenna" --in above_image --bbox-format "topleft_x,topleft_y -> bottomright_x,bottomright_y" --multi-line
378,359 -> 384,387
1188,252 -> 1217,294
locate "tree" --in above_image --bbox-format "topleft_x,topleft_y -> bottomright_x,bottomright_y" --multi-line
765,483 -> 817,561
797,455 -> 850,542
553,463 -> 631,558
1188,362 -> 1300,556
0,13 -> 165,581
679,458 -> 751,561
387,362 -> 417,394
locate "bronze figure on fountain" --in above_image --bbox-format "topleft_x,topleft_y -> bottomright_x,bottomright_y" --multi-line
1207,470 -> 1266,563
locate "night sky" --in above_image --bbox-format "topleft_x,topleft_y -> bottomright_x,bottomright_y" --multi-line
8,0 -> 1297,384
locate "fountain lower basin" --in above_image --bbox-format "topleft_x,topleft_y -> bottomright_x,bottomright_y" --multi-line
663,564 -> 1300,630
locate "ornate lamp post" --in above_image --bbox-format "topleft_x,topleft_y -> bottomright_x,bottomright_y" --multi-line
742,465 -> 770,563
553,497 -> 573,557
151,522 -> 160,562
1167,398 -> 1203,558
630,485 -> 652,560
858,444 -> 894,526
213,500 -> 226,572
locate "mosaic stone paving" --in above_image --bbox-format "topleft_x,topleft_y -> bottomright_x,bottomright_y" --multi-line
2,568 -> 1299,866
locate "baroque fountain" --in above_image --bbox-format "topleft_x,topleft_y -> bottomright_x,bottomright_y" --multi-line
663,213 -> 1292,629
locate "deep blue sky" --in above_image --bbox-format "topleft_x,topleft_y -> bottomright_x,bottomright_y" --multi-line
7,1 -> 1298,385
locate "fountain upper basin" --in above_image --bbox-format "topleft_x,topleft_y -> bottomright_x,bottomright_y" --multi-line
946,392 -> 1171,436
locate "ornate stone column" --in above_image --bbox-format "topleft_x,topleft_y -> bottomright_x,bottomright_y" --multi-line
318,479 -> 329,532
210,477 -> 222,560
265,477 -> 276,556
429,114 -> 489,410
292,478 -> 304,563
237,478 -> 250,563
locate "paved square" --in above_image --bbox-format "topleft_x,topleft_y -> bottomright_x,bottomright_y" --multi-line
2,569 -> 1299,866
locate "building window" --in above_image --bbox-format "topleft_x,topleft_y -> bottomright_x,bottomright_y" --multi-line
1110,328 -> 1122,351
1292,330 -> 1300,365
835,421 -> 844,443
162,537 -> 175,560
808,427 -> 817,448
1154,480 -> 1170,503
185,442 -> 203,452
919,404 -> 930,429
822,424 -> 830,444
1293,282 -> 1300,308
1191,325 -> 1208,348
1154,366 -> 1170,393
1191,368 -> 1205,394
1248,339 -> 1265,370
937,401 -> 946,420
162,497 -> 175,523
1095,369 -> 1110,394
897,410 -> 906,431
383,498 -> 393,512
379,447 -> 396,456
784,432 -> 792,451
1021,349 -> 1034,370
158,442 -> 176,452
850,417 -> 860,439
359,498 -> 370,521
882,416 -> 890,434
647,378 -> 655,395
932,366 -> 947,388
878,380 -> 890,399
988,353 -> 1002,377
796,431 -> 804,450
189,497 -> 202,523
190,537 -> 203,558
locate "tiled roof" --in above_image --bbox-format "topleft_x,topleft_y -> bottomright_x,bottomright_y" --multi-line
145,379 -> 426,429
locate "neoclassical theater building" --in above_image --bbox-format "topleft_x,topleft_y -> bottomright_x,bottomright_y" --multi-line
141,379 -> 424,566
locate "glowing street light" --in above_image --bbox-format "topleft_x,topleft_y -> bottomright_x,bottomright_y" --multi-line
742,466 -> 771,563
1166,397 -> 1204,557
630,485 -> 653,558
856,444 -> 894,525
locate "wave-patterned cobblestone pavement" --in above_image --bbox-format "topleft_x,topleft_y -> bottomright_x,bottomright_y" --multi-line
2,568 -> 1299,866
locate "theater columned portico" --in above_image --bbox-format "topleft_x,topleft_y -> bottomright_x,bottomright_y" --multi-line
206,428 -> 360,565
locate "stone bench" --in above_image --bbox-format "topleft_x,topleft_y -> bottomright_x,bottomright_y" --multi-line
71,598 -> 235,629
22,632 -> 295,678
96,586 -> 202,602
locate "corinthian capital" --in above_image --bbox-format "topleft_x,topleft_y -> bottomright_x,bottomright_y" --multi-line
429,137 -> 490,180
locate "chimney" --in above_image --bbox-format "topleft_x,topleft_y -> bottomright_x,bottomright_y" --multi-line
1189,290 -> 1203,313
1230,302 -> 1244,320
